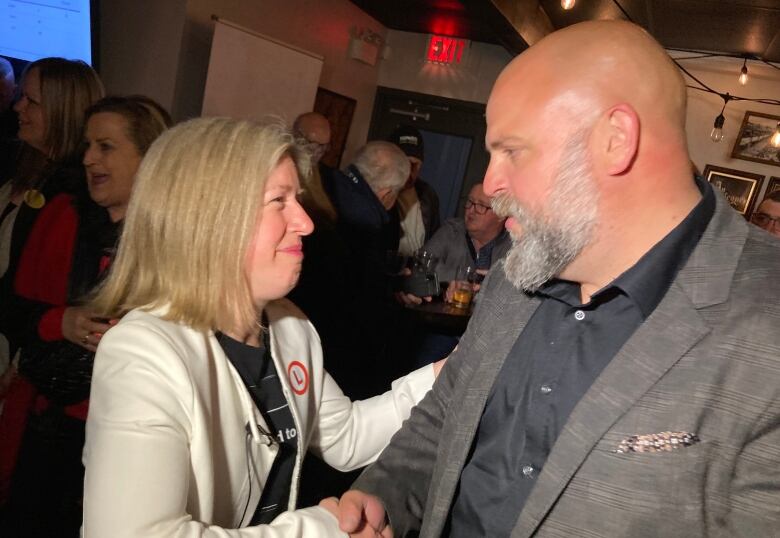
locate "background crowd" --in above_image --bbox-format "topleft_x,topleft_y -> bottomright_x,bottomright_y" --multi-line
1,17 -> 779,537
0,53 -> 457,538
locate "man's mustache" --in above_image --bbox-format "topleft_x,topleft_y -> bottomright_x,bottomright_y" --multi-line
492,193 -> 521,220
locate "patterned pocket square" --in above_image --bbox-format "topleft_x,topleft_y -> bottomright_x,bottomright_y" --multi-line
614,431 -> 700,454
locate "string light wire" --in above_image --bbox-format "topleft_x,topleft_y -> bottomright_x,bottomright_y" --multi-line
606,0 -> 780,108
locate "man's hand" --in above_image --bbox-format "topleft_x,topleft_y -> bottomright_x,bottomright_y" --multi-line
443,281 -> 458,304
394,291 -> 431,306
321,490 -> 393,537
394,267 -> 432,306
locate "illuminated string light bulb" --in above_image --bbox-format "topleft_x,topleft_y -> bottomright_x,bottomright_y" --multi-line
710,114 -> 725,142
771,122 -> 780,148
738,58 -> 748,86
710,94 -> 730,143
561,0 -> 576,9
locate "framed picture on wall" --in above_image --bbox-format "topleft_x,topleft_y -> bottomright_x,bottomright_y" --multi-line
703,164 -> 765,216
731,111 -> 780,167
314,87 -> 357,170
764,176 -> 780,199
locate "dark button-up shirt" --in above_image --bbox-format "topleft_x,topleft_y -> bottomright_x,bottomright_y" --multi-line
448,177 -> 715,537
467,229 -> 508,272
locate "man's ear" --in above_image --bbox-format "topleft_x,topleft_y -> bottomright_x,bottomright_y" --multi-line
594,104 -> 639,176
376,187 -> 395,209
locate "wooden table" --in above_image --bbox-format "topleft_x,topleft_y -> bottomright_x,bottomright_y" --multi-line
403,299 -> 472,335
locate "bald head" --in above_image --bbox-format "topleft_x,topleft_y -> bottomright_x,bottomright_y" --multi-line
484,21 -> 702,299
293,112 -> 331,146
294,112 -> 331,164
492,21 -> 686,139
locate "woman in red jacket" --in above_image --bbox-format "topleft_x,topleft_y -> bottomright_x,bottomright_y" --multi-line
0,58 -> 104,373
1,96 -> 170,537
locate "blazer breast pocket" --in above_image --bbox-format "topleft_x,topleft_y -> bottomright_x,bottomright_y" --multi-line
582,437 -> 712,518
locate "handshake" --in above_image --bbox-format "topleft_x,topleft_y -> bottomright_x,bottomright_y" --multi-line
319,490 -> 393,538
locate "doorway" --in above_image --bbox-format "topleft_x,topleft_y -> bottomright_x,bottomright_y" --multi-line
368,87 -> 489,221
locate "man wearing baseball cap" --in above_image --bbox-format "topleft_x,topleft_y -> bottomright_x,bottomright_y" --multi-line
389,125 -> 441,256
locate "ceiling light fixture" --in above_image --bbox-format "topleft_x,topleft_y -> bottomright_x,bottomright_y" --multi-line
738,58 -> 749,86
710,93 -> 731,143
561,0 -> 576,10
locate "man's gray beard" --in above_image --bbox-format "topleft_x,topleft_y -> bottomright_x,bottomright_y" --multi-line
492,137 -> 599,292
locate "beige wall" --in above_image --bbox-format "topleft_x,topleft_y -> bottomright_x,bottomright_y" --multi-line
98,6 -> 780,193
683,55 -> 780,199
378,30 -> 513,104
176,0 -> 387,164
98,0 -> 187,113
97,2 -> 514,162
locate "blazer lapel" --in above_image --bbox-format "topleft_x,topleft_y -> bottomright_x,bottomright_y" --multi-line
512,283 -> 709,537
512,190 -> 746,538
423,270 -> 541,536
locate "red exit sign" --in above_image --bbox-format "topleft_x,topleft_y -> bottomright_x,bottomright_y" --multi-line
426,35 -> 467,64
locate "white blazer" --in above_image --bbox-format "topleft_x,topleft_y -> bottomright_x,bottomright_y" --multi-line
82,299 -> 435,537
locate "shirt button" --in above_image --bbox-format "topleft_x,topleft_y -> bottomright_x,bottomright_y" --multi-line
521,464 -> 535,478
540,384 -> 552,395
574,310 -> 585,321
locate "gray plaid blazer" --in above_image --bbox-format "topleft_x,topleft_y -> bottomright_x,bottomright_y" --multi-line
355,188 -> 780,537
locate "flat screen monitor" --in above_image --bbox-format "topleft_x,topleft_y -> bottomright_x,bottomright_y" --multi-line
0,0 -> 97,66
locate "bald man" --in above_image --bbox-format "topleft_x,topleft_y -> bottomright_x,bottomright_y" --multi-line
292,111 -> 339,221
293,111 -> 331,164
325,21 -> 780,537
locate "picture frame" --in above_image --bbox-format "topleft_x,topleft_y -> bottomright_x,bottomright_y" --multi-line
314,87 -> 356,170
764,176 -> 780,199
731,111 -> 780,167
703,164 -> 765,216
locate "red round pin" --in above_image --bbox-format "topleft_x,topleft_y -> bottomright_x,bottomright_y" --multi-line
287,361 -> 309,395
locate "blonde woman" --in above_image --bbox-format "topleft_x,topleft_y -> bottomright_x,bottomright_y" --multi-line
82,118 -> 439,536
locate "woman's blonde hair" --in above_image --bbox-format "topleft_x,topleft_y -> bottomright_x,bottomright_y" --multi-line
92,117 -> 310,333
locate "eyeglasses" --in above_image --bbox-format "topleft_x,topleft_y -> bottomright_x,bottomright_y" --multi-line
751,212 -> 780,228
464,199 -> 492,215
303,141 -> 330,160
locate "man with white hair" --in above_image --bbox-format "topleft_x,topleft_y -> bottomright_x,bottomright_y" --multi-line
330,141 -> 410,256
326,141 -> 410,398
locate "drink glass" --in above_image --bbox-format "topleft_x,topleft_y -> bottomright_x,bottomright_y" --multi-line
451,266 -> 475,309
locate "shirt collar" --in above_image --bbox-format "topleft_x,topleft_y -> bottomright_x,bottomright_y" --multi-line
467,228 -> 507,256
539,175 -> 715,317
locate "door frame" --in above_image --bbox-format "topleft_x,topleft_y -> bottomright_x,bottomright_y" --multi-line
368,86 -> 489,217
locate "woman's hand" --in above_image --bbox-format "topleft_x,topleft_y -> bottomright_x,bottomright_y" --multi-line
61,306 -> 115,352
432,357 -> 448,377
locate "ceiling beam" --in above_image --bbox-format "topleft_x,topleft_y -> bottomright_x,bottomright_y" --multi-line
491,0 -> 554,46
